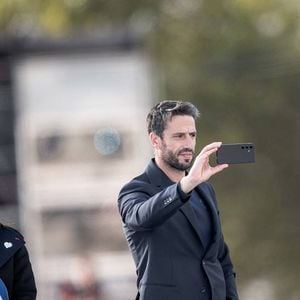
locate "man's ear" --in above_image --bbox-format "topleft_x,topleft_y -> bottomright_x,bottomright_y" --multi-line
149,132 -> 161,149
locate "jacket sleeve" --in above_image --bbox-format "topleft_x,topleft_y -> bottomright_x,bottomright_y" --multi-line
118,180 -> 190,230
13,246 -> 37,300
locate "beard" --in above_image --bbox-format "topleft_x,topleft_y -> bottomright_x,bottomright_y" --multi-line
161,142 -> 194,171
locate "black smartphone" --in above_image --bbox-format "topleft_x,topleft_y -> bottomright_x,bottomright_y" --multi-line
216,143 -> 255,164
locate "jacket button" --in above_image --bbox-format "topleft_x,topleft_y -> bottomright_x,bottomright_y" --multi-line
200,287 -> 206,293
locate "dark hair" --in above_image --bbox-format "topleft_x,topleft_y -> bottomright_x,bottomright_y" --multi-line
146,100 -> 200,137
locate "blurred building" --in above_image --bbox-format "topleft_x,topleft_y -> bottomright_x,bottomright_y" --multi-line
0,44 -> 18,222
1,33 -> 155,299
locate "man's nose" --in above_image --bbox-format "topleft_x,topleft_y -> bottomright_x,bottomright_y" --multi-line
184,135 -> 195,148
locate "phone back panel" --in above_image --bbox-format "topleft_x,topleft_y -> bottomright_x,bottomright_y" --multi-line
216,143 -> 255,164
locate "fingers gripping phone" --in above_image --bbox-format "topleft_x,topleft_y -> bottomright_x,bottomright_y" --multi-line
216,143 -> 255,164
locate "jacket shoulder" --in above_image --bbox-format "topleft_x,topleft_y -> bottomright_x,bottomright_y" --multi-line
0,225 -> 24,241
0,225 -> 25,268
118,172 -> 151,200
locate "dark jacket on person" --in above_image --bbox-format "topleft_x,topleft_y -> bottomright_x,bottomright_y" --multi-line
0,224 -> 37,300
118,159 -> 239,300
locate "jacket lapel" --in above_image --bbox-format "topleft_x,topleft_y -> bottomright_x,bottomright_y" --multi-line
180,184 -> 221,248
195,184 -> 221,242
180,202 -> 206,247
145,159 -> 174,188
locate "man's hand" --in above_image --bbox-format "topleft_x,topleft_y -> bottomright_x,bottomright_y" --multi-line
180,142 -> 228,194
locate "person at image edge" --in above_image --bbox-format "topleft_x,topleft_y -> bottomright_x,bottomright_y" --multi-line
0,223 -> 37,300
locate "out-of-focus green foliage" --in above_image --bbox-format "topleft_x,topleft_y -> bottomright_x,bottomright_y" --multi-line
1,0 -> 300,298
0,0 -> 161,36
152,2 -> 300,298
152,1 -> 300,294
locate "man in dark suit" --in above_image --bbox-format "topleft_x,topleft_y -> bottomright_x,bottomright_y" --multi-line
118,100 -> 239,300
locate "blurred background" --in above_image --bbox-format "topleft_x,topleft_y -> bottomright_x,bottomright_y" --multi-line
0,0 -> 299,299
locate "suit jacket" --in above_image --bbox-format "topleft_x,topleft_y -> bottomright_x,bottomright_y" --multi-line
118,159 -> 239,300
0,225 -> 37,300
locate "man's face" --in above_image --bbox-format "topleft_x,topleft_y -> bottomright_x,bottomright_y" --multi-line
158,115 -> 197,171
